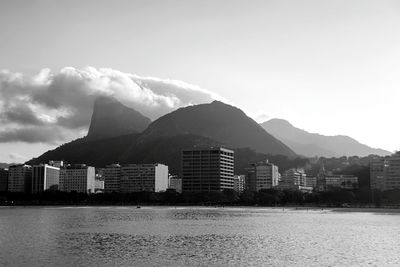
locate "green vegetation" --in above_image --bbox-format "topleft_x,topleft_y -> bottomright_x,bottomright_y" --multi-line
1,188 -> 400,207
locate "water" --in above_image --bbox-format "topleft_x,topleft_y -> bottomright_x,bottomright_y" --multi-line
0,206 -> 399,266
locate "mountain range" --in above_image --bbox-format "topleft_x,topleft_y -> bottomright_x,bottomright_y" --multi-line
261,119 -> 390,157
27,97 -> 390,173
27,98 -> 299,174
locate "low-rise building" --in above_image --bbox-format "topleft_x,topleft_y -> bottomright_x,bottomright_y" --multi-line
8,164 -> 32,193
168,175 -> 182,193
104,163 -> 169,193
316,163 -> 358,191
279,169 -> 312,192
305,176 -> 317,188
59,164 -> 95,193
325,175 -> 358,190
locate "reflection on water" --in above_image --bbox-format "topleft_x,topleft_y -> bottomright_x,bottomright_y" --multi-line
0,207 -> 399,266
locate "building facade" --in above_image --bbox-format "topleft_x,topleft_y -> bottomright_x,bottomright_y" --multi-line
168,175 -> 182,193
233,175 -> 245,193
59,165 -> 95,193
246,161 -> 279,191
280,168 -> 307,189
325,175 -> 358,190
316,163 -> 358,191
182,147 -> 234,192
8,164 -> 32,193
371,155 -> 400,191
104,164 -> 121,193
0,168 -> 9,192
104,163 -> 169,193
32,164 -> 60,193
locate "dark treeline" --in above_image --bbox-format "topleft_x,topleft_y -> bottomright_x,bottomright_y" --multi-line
1,188 -> 400,207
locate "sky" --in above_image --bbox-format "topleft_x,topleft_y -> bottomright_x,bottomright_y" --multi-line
0,0 -> 400,162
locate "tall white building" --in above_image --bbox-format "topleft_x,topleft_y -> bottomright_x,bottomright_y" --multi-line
104,163 -> 169,193
59,165 -> 95,193
246,161 -> 279,191
32,164 -> 60,193
8,164 -> 32,193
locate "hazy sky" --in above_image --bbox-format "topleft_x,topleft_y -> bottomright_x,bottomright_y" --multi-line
1,0 -> 400,162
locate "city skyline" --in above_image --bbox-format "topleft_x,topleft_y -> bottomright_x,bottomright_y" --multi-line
1,0 -> 400,162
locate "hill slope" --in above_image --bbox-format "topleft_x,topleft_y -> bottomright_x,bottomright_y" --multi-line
261,119 -> 391,157
139,101 -> 296,157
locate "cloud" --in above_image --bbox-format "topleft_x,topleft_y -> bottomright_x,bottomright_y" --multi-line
0,126 -> 65,144
8,152 -> 27,161
0,67 -> 225,144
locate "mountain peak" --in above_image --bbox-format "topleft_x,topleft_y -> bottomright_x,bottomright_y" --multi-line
87,96 -> 151,140
264,118 -> 294,127
139,101 -> 296,157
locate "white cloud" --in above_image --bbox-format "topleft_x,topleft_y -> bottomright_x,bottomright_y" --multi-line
0,66 -> 225,143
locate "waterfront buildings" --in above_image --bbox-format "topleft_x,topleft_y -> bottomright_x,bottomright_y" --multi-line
181,147 -> 234,192
32,164 -> 60,193
168,175 -> 182,193
104,164 -> 121,192
316,163 -> 358,191
371,154 -> 400,190
246,161 -> 279,191
278,168 -> 312,192
8,164 -> 32,193
279,168 -> 307,189
325,175 -> 358,190
305,176 -> 317,188
233,175 -> 245,193
59,164 -> 95,193
0,168 -> 8,192
104,163 -> 169,193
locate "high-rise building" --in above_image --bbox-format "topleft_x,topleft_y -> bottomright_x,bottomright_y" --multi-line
168,175 -> 182,193
104,163 -> 169,193
59,164 -> 95,193
32,164 -> 60,193
8,164 -> 32,193
0,168 -> 9,192
104,164 -> 121,193
182,147 -> 234,192
233,175 -> 245,193
246,161 -> 279,191
371,154 -> 400,191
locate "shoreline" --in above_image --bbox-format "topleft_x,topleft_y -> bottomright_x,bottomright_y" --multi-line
1,204 -> 400,213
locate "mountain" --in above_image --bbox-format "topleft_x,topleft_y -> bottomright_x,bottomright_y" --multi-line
261,119 -> 391,157
86,96 -> 151,140
27,101 -> 303,174
138,101 -> 296,157
27,134 -> 305,175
